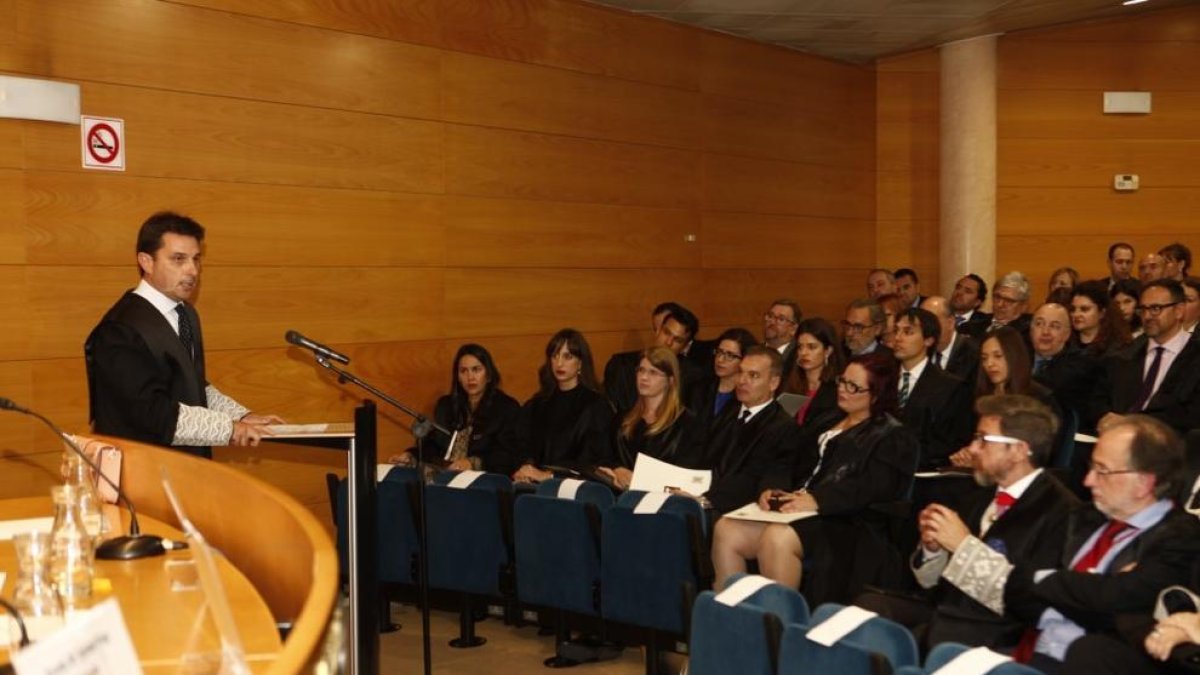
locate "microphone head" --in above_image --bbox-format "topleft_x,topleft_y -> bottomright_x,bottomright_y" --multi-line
285,330 -> 302,346
0,397 -> 24,412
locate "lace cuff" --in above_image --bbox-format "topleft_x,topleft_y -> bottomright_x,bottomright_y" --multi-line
205,385 -> 250,420
942,535 -> 1013,615
172,403 -> 234,446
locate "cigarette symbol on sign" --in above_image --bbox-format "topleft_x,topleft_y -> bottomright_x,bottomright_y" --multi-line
87,123 -> 120,164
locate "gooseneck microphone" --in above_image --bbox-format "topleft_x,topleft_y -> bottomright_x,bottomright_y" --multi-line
0,397 -> 167,560
285,330 -> 351,365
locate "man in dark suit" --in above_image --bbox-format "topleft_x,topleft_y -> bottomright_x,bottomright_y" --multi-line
1001,415 -> 1200,673
895,267 -> 928,309
1099,242 -> 1136,291
843,297 -> 890,359
84,212 -> 282,458
951,273 -> 992,336
1030,302 -> 1102,433
860,394 -> 1079,650
700,346 -> 798,515
603,304 -> 705,415
961,271 -> 1033,341
1096,279 -> 1200,436
761,298 -> 801,389
893,308 -> 974,469
922,296 -> 979,383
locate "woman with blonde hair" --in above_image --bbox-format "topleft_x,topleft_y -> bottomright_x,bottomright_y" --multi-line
598,346 -> 703,489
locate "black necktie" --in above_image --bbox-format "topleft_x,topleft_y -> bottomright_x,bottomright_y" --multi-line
738,409 -> 751,425
932,351 -> 943,368
1129,346 -> 1165,412
176,304 -> 195,360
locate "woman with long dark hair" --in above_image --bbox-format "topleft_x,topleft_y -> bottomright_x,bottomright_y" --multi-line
389,343 -> 520,476
597,346 -> 704,489
512,329 -> 613,484
784,317 -> 846,426
712,352 -> 918,604
1110,278 -> 1143,337
1070,280 -> 1132,356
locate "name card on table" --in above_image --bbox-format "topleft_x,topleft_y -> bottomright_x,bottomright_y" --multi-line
12,598 -> 143,675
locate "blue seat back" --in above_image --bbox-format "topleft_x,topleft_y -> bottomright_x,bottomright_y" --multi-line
688,574 -> 810,675
811,602 -> 920,670
600,490 -> 708,634
335,466 -> 422,584
925,642 -> 1042,674
777,623 -> 888,675
425,471 -> 514,596
514,478 -> 614,615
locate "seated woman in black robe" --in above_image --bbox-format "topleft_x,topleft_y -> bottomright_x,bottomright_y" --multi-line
512,328 -> 613,484
689,327 -> 757,431
388,343 -> 521,477
711,352 -> 918,604
597,346 -> 704,490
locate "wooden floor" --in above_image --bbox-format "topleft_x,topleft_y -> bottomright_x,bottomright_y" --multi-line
379,603 -> 655,674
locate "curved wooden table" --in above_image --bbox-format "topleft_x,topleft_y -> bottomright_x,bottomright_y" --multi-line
3,436 -> 339,674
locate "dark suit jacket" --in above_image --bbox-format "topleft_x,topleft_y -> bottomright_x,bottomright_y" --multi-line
603,349 -> 705,415
942,333 -> 980,384
1094,333 -> 1200,434
614,408 -> 706,470
1033,346 -> 1103,432
703,401 -> 799,514
925,471 -> 1080,649
84,291 -> 211,457
899,364 -> 974,470
956,311 -> 993,338
1005,506 -> 1200,637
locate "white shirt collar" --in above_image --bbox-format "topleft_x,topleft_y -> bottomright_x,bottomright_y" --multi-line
999,467 -> 1043,501
938,333 -> 957,365
900,357 -> 929,387
132,279 -> 183,333
774,342 -> 790,355
958,308 -> 976,322
738,399 -> 773,423
1152,328 -> 1191,356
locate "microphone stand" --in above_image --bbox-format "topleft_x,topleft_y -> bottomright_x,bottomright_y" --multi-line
312,354 -> 444,675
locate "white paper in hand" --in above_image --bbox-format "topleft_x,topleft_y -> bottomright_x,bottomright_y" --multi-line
629,453 -> 711,495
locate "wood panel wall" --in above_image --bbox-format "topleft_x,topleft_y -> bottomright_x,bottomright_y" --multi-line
0,0 -> 874,520
997,4 -> 1200,295
874,4 -> 1200,303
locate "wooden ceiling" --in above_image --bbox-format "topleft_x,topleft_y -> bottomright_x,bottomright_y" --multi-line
585,0 -> 1198,63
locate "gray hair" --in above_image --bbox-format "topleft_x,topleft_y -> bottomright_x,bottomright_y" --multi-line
995,271 -> 1031,302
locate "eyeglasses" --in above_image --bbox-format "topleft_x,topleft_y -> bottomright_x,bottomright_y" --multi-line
1136,302 -> 1181,316
841,321 -> 880,334
764,313 -> 797,326
836,376 -> 868,394
971,432 -> 1022,446
993,294 -> 1022,306
1087,461 -> 1142,478
714,348 -> 743,362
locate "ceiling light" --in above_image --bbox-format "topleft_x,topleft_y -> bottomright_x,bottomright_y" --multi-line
1122,0 -> 1149,5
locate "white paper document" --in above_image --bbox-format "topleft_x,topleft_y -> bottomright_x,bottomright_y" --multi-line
12,598 -> 143,675
629,453 -> 711,495
723,502 -> 817,524
263,422 -> 354,438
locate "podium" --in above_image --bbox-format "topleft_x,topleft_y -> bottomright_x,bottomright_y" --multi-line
263,401 -> 379,675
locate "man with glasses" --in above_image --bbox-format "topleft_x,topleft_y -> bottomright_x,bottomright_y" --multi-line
1096,279 -> 1200,436
842,297 -> 890,358
1001,415 -> 1200,673
762,299 -> 802,386
603,303 -> 704,415
1158,242 -> 1191,282
857,395 -> 1078,651
962,271 -> 1033,341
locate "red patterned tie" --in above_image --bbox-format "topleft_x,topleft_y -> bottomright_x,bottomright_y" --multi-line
1072,520 -> 1130,573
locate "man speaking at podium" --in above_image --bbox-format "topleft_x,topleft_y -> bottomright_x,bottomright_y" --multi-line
85,211 -> 282,458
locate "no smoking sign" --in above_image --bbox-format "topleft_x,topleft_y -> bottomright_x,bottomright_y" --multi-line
81,116 -> 125,171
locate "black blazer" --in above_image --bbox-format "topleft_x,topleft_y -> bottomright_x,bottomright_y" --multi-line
416,391 -> 522,476
942,333 -> 980,384
801,414 -> 919,516
518,386 -> 614,472
703,401 -> 799,514
925,471 -> 1081,649
1005,506 -> 1200,635
956,311 -> 993,338
900,363 -> 974,470
84,291 -> 210,457
603,349 -> 705,415
1033,346 -> 1103,432
688,374 -> 737,433
959,313 -> 1031,343
613,408 -> 706,470
1095,333 -> 1200,435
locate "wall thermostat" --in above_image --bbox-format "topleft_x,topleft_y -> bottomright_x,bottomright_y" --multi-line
1114,174 -> 1139,191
